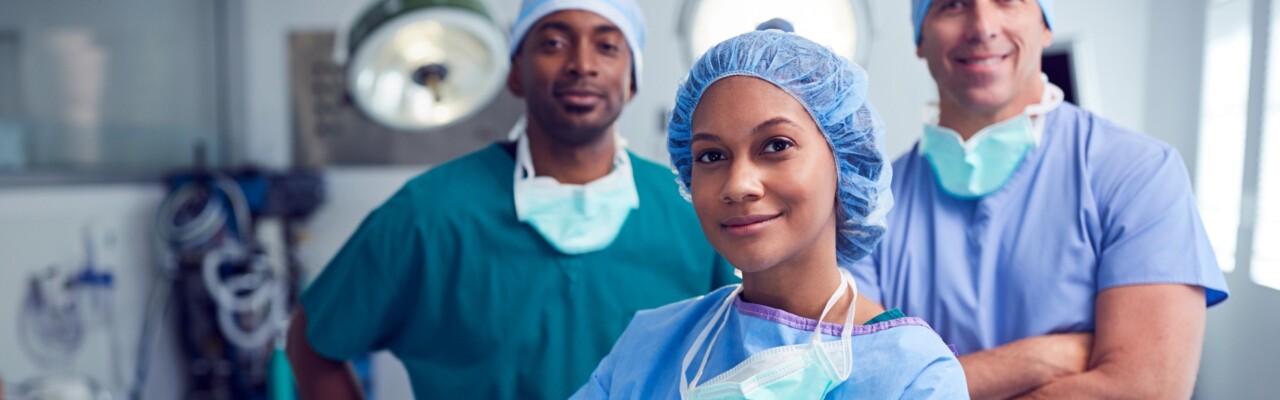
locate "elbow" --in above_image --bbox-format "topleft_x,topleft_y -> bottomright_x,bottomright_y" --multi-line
1084,364 -> 1194,400
1111,385 -> 1189,400
285,309 -> 314,368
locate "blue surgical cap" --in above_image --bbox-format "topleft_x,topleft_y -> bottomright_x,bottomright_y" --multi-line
667,30 -> 893,266
509,0 -> 647,89
911,0 -> 1055,44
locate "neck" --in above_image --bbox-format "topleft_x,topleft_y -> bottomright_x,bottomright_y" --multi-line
937,78 -> 1044,140
525,119 -> 618,185
740,233 -> 850,324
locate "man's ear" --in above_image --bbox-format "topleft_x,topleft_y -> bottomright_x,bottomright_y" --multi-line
626,76 -> 637,102
507,55 -> 525,98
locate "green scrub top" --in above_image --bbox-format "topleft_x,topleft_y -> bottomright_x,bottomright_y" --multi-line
301,143 -> 738,399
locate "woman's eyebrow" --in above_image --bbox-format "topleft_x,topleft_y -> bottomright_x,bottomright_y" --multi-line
691,117 -> 799,143
691,132 -> 720,143
753,117 -> 801,135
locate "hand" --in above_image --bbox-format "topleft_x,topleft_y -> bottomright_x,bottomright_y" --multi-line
959,332 -> 1094,400
1026,332 -> 1093,379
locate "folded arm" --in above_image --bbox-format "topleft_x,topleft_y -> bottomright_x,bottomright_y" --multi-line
959,332 -> 1094,399
1016,284 -> 1206,399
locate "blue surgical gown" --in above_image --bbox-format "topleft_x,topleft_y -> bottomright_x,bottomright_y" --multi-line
848,102 -> 1229,355
301,144 -> 738,399
572,286 -> 970,399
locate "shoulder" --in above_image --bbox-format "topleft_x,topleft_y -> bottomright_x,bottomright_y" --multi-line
384,144 -> 511,217
627,152 -> 683,195
860,318 -> 960,368
1048,103 -> 1179,168
880,143 -> 936,202
403,144 -> 510,191
1053,104 -> 1190,198
886,143 -> 930,182
890,143 -> 922,171
1044,102 -> 1172,170
626,151 -> 701,220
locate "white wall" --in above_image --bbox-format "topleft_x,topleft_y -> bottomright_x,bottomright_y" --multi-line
0,185 -> 183,399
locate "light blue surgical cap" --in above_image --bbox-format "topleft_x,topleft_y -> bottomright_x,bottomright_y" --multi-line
667,30 -> 893,266
509,0 -> 647,89
911,0 -> 1055,44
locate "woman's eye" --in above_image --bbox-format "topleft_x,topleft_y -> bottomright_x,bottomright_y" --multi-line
762,138 -> 795,153
696,151 -> 726,163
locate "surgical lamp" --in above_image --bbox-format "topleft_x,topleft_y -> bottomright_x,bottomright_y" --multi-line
338,0 -> 509,132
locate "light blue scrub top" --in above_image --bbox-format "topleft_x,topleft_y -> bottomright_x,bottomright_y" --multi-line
848,102 -> 1229,355
573,286 -> 970,399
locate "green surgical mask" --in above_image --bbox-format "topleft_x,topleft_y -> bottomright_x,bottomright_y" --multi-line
920,75 -> 1065,199
921,115 -> 1035,199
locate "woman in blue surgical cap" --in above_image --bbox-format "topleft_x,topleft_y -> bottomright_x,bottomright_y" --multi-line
571,30 -> 969,399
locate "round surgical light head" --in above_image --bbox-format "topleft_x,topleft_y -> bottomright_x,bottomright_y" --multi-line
344,0 -> 508,132
681,0 -> 871,67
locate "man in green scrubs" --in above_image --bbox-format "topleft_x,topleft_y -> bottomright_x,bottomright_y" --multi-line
285,0 -> 736,398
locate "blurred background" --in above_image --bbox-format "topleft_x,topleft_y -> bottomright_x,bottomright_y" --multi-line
0,0 -> 1275,398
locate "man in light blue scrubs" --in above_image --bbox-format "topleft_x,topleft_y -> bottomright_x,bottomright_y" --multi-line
849,1 -> 1230,398
286,1 -> 736,399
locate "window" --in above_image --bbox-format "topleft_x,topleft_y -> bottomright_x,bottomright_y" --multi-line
1202,0 -> 1280,291
1197,0 -> 1253,272
1253,0 -> 1280,290
0,0 -> 223,180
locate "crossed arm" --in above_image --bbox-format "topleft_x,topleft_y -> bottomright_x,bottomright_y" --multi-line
961,284 -> 1207,400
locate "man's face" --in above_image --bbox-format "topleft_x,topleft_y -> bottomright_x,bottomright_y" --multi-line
917,0 -> 1052,116
507,10 -> 634,145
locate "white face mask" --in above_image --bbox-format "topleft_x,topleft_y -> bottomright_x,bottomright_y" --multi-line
680,269 -> 859,399
512,123 -> 640,255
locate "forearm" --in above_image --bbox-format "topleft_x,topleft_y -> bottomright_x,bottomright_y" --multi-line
960,348 -> 1065,399
1019,285 -> 1207,400
287,310 -> 365,400
961,352 -> 1054,400
959,333 -> 1093,400
1016,362 -> 1190,399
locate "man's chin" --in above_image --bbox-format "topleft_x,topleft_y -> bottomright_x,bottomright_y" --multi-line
957,87 -> 1017,113
562,108 -> 620,126
544,115 -> 616,144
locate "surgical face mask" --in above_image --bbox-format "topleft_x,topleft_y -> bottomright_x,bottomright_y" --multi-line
680,269 -> 858,400
921,77 -> 1064,199
513,125 -> 639,255
921,116 -> 1035,199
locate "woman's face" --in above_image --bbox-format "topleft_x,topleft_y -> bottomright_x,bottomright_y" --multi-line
689,76 -> 839,273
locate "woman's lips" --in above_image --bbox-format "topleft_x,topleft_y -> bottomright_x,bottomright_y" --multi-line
721,213 -> 782,236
